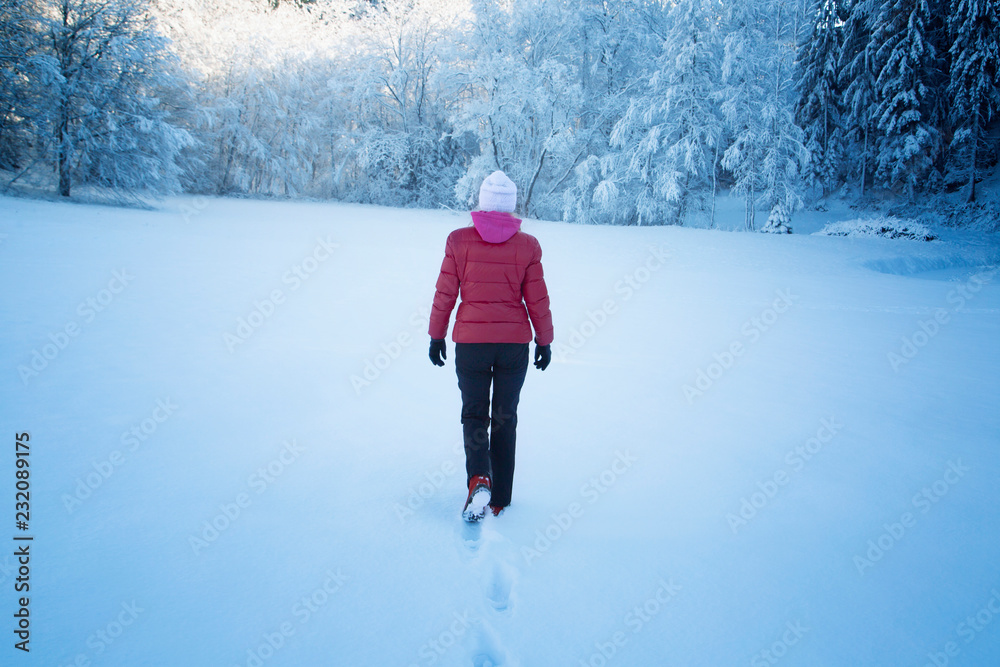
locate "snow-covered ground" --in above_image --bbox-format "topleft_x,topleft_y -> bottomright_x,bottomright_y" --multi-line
1,193 -> 999,666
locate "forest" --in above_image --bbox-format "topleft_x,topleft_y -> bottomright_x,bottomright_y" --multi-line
0,0 -> 997,228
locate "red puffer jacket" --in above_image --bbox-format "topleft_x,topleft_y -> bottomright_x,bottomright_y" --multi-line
429,211 -> 553,346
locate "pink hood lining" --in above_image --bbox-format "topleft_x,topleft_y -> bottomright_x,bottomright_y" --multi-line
471,210 -> 522,244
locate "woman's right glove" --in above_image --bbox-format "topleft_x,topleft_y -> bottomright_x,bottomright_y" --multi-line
429,338 -> 447,366
534,344 -> 551,371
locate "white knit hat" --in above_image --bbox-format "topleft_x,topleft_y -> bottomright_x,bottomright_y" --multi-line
478,171 -> 517,213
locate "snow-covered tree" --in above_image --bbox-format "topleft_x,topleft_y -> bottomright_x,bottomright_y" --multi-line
605,0 -> 723,226
158,0 -> 470,204
719,0 -> 769,230
562,0 -> 655,225
454,0 -> 583,218
796,0 -> 845,196
758,1 -> 809,221
346,0 -> 464,206
870,0 -> 941,197
0,1 -> 28,168
947,0 -> 1000,202
720,0 -> 806,231
40,0 -> 191,197
839,0 -> 878,195
761,201 -> 793,232
155,0 -> 354,198
0,0 -> 51,172
923,0 -> 952,180
163,1 -> 278,194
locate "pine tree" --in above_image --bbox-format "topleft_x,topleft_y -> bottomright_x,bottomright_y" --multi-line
947,0 -> 1000,202
923,0 -> 952,184
761,201 -> 793,232
796,0 -> 845,196
870,0 -> 940,197
720,0 -> 769,230
839,0 -> 878,195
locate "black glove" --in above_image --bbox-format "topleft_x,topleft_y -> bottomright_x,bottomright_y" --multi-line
429,338 -> 447,366
534,344 -> 551,371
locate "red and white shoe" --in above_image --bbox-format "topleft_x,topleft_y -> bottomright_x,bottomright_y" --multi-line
462,475 -> 492,522
489,504 -> 506,517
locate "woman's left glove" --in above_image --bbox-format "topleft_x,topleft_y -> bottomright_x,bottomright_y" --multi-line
429,338 -> 447,366
534,344 -> 551,371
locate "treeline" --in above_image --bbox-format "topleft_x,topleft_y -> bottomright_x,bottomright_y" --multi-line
0,0 -> 997,226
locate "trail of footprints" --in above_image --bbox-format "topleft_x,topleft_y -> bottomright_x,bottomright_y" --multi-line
459,519 -> 519,666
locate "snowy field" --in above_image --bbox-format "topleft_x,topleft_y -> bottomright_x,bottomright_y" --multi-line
1,193 -> 999,666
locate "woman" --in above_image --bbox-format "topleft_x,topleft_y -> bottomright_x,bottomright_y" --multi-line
428,170 -> 554,522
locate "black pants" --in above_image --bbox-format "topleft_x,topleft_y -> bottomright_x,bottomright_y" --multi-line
455,343 -> 529,508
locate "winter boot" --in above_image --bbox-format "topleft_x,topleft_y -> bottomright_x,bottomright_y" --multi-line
463,475 -> 492,522
489,504 -> 506,517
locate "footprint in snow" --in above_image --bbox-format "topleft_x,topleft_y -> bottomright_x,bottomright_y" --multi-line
460,519 -> 482,556
486,560 -> 515,612
470,622 -> 507,667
